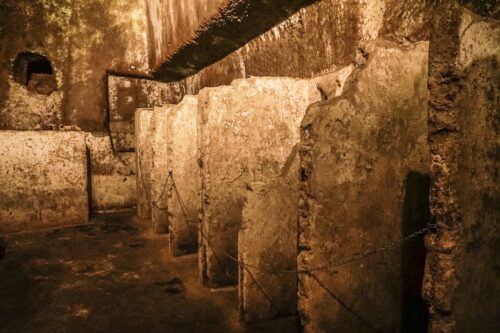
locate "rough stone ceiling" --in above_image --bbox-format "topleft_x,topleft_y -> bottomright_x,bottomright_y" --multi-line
152,0 -> 319,81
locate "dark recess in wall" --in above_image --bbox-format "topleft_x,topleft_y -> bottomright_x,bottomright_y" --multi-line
401,171 -> 431,333
13,52 -> 57,95
13,52 -> 53,85
459,0 -> 500,18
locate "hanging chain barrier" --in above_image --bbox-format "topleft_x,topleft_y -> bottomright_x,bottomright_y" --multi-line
137,152 -> 431,275
137,145 -> 170,211
137,148 -> 434,325
174,172 -> 429,274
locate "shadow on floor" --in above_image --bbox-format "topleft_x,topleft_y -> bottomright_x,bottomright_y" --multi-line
0,211 -> 296,333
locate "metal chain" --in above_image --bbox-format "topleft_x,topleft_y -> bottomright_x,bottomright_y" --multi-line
170,174 -> 199,243
170,174 -> 285,314
224,227 -> 429,274
168,173 -> 431,323
167,171 -> 429,275
137,145 -> 170,211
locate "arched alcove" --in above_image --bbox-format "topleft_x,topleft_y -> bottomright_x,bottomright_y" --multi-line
13,52 -> 57,95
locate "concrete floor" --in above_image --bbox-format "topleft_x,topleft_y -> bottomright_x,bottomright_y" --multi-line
0,212 -> 296,333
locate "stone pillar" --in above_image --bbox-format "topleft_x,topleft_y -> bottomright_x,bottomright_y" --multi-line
425,3 -> 500,332
150,105 -> 172,233
298,41 -> 430,333
239,145 -> 300,322
166,96 -> 199,256
198,77 -> 320,287
135,108 -> 154,220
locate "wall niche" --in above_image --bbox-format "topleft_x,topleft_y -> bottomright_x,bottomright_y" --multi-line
13,52 -> 57,95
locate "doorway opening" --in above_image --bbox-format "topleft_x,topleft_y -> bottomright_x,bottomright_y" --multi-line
401,171 -> 431,332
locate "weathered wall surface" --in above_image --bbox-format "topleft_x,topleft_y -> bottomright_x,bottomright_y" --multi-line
425,3 -> 500,332
109,121 -> 135,153
150,105 -> 171,234
166,96 -> 199,256
0,82 -> 63,130
152,0 -> 436,84
0,0 -> 150,131
0,131 -> 88,233
298,40 -> 430,332
149,0 -> 319,80
146,0 -> 228,72
108,75 -> 185,125
108,75 -> 185,153
135,108 -> 154,219
198,77 -> 320,287
239,146 -> 300,322
1,0 -> 437,131
86,133 -> 136,212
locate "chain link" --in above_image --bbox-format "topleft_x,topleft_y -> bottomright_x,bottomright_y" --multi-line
138,151 -> 430,322
138,150 -> 429,275
137,146 -> 170,211
168,170 -> 429,274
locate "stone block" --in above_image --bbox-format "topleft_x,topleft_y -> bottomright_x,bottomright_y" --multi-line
239,145 -> 300,322
110,120 -> 136,152
150,105 -> 172,233
166,96 -> 199,256
108,75 -> 178,123
27,73 -> 57,96
198,77 -> 320,287
426,6 -> 500,331
0,131 -> 88,233
135,108 -> 154,219
298,41 -> 430,333
86,133 -> 136,212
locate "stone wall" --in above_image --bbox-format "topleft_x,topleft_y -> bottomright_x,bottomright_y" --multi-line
197,77 -> 320,287
1,0 -> 437,132
0,82 -> 62,130
239,145 -> 300,322
298,40 -> 430,332
151,0 -> 436,85
146,0 -> 228,72
0,131 -> 88,233
166,96 -> 199,256
0,0 -> 150,131
86,133 -> 136,212
135,108 -> 154,219
108,75 -> 184,152
425,3 -> 500,332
